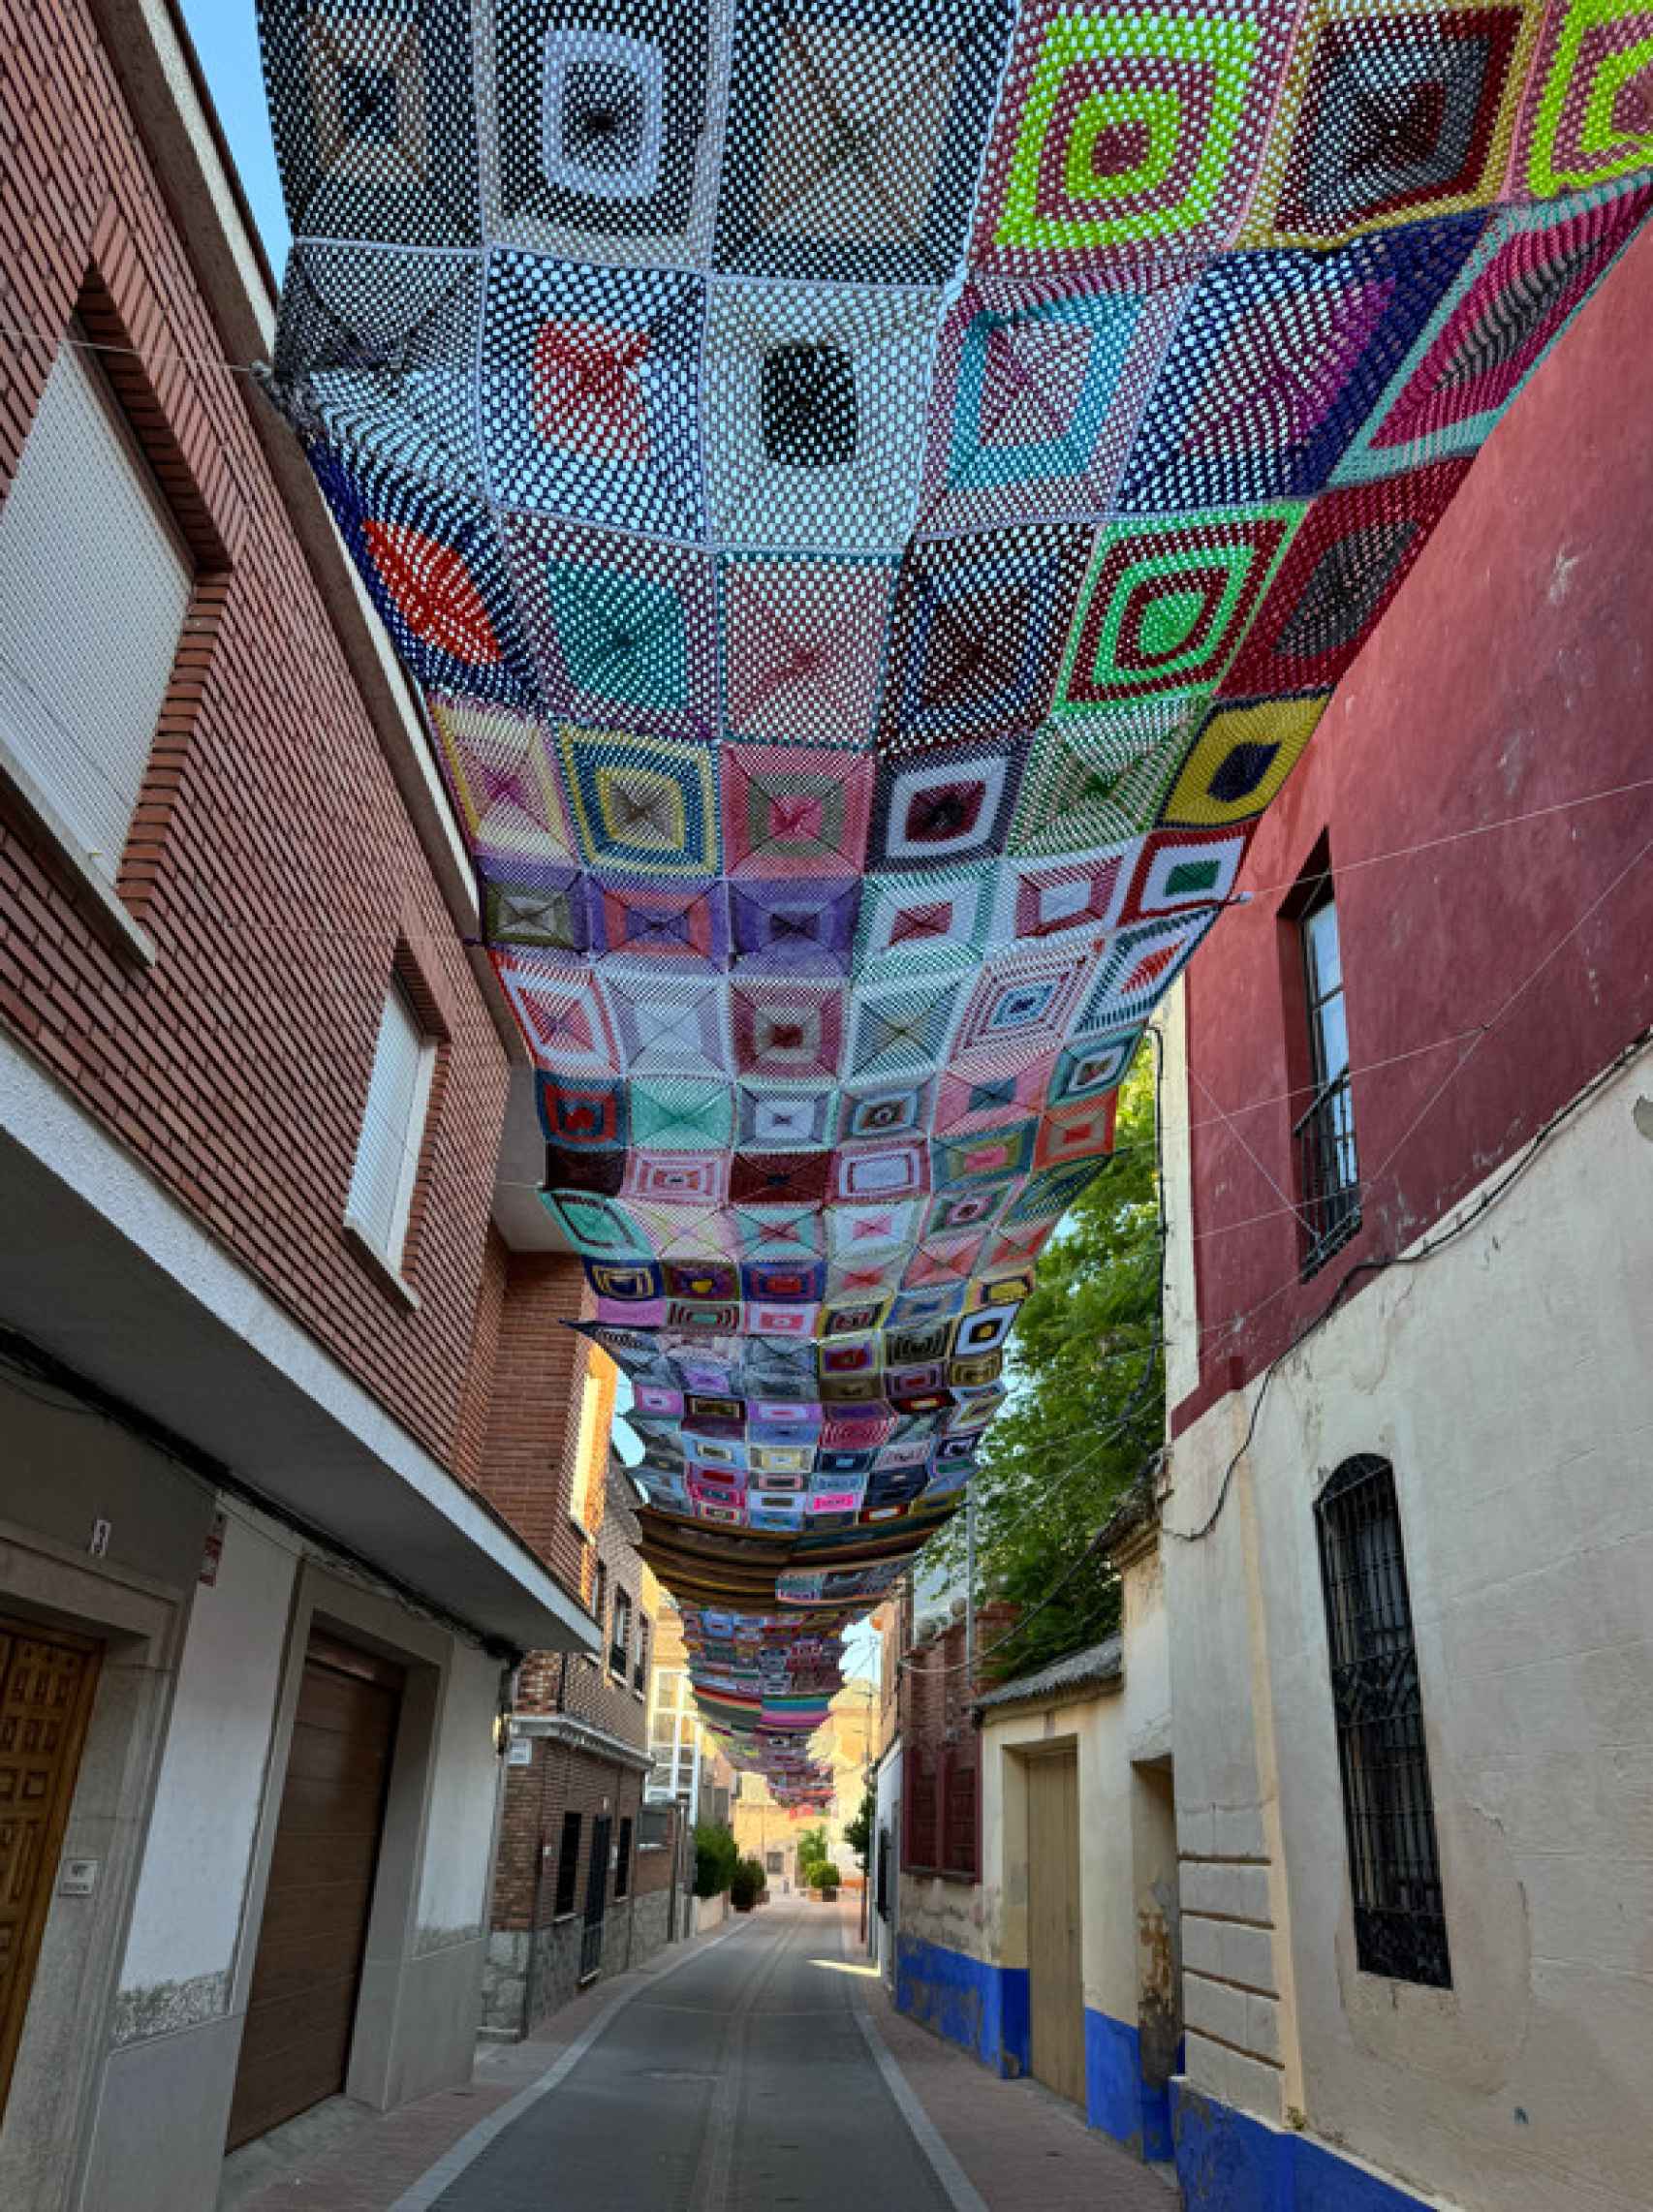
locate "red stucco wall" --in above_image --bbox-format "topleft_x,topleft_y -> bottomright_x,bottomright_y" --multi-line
1174,221 -> 1653,1429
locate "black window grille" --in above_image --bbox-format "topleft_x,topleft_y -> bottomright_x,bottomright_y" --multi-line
615,1816 -> 633,1900
610,1587 -> 631,1678
1294,875 -> 1360,1277
592,1561 -> 608,1665
1315,1455 -> 1450,1989
553,1810 -> 581,1918
581,1815 -> 610,1980
634,1618 -> 649,1693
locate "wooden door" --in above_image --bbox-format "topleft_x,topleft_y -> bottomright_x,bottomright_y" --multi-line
1026,1749 -> 1084,2106
0,1618 -> 101,2118
227,1634 -> 402,2149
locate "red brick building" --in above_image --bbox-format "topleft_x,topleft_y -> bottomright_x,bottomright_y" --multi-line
0,4 -> 642,2207
483,1451 -> 686,2032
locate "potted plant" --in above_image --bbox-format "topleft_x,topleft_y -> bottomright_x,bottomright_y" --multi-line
731,1856 -> 764,1913
816,1861 -> 842,1901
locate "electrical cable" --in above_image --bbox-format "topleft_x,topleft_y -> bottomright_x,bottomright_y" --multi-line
1161,1019 -> 1653,1545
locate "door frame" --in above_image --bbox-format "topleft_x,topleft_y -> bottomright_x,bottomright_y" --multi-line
0,1513 -> 183,2212
1020,1740 -> 1085,2107
0,1614 -> 104,2116
228,1562 -> 489,2126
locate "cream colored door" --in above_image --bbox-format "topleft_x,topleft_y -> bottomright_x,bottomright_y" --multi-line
1026,1749 -> 1084,2106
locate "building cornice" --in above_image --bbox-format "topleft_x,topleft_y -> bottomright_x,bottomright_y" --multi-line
512,1713 -> 655,1775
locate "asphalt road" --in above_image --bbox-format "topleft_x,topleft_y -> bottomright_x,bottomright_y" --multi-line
430,1904 -> 958,2212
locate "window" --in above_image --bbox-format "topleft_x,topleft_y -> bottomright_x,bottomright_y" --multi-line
552,1811 -> 582,1918
1293,866 -> 1359,1275
592,1560 -> 608,1660
0,332 -> 193,886
638,1804 -> 670,1850
633,1616 -> 649,1695
345,976 -> 437,1273
1315,1455 -> 1450,1989
902,1742 -> 978,1880
614,1816 -> 633,1899
610,1587 -> 632,1679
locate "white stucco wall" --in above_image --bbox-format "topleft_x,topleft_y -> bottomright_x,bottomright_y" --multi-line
1164,1052 -> 1653,2209
873,1743 -> 901,1981
417,1637 -> 504,1940
116,1508 -> 296,2020
1154,981 -> 1201,1416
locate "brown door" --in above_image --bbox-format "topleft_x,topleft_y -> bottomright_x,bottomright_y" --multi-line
0,1618 -> 101,2118
1027,1748 -> 1084,2106
227,1634 -> 402,2149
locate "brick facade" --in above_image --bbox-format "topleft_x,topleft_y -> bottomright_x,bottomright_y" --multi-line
483,1461 -> 680,2030
473,1249 -> 595,1583
0,0 -> 506,1475
897,1603 -> 1016,1881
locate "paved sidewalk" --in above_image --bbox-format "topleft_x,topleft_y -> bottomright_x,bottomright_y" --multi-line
858,1955 -> 1175,2211
227,1915 -> 744,2212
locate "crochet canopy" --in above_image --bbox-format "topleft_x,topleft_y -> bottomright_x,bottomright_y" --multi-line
259,0 -> 1652,1800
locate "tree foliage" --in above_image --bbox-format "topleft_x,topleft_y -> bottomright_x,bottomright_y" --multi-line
694,1821 -> 738,1898
929,1053 -> 1164,1682
795,1823 -> 829,1879
842,1785 -> 874,1873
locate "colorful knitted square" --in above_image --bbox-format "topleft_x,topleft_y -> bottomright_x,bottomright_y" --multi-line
714,0 -> 1017,281
973,0 -> 1291,279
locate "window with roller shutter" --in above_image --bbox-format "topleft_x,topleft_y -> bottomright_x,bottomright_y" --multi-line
345,976 -> 438,1275
0,332 -> 192,887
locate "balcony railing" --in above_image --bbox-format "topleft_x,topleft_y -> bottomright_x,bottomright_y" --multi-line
1294,1071 -> 1361,1278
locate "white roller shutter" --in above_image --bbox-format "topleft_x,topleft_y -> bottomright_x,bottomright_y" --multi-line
0,336 -> 194,883
346,979 -> 436,1268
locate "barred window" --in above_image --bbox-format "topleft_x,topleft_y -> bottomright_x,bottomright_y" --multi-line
1316,1455 -> 1450,1989
553,1811 -> 582,1919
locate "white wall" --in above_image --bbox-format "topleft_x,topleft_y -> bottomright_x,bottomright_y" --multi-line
116,1508 -> 296,2023
417,1638 -> 504,1941
1165,1053 -> 1653,2210
1154,981 -> 1201,1416
873,1743 -> 901,1981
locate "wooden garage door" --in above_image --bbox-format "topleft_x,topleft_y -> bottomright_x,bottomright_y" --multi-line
227,1634 -> 402,2149
1027,1748 -> 1084,2107
0,1619 -> 101,2120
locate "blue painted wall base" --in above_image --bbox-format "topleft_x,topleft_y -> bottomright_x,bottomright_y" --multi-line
895,1932 -> 1029,2077
1084,2009 -> 1175,2162
895,1938 -> 1176,2164
1173,2082 -> 1435,2212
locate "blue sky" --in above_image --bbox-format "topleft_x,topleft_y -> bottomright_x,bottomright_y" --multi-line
180,2 -> 291,267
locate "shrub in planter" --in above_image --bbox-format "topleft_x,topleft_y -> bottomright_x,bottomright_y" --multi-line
731,1856 -> 764,1913
815,1862 -> 842,1898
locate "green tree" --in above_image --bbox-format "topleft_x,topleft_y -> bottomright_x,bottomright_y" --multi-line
842,1784 -> 874,1874
930,1053 -> 1163,1682
694,1821 -> 738,1898
795,1823 -> 829,1882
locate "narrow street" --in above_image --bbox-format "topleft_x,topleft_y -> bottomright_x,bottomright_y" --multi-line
229,1904 -> 1173,2212
425,1904 -> 955,2212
